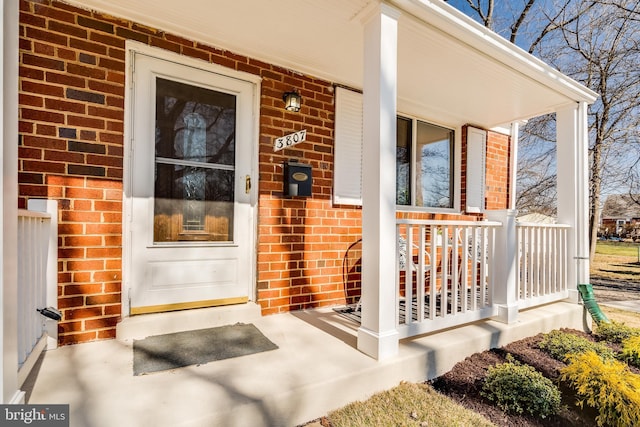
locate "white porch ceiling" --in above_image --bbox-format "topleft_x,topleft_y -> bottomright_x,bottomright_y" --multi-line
66,0 -> 597,129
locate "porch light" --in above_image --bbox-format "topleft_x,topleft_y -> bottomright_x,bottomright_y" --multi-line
283,90 -> 301,112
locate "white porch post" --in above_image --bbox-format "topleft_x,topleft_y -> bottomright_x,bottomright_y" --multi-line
556,103 -> 589,303
1,0 -> 23,404
487,209 -> 519,323
508,122 -> 520,210
357,4 -> 400,360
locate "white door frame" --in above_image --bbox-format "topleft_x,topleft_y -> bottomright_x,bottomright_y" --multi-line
122,41 -> 260,318
2,0 -> 23,404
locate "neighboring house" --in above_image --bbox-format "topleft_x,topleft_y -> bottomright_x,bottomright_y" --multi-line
600,194 -> 640,237
1,0 -> 597,404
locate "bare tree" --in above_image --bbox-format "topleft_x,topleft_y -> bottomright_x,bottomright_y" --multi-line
446,0 -> 597,52
515,115 -> 557,216
550,0 -> 640,257
448,0 -> 640,259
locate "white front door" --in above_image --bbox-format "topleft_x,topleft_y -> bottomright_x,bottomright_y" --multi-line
126,50 -> 256,315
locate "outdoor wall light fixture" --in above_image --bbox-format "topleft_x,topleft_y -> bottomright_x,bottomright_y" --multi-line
283,90 -> 301,112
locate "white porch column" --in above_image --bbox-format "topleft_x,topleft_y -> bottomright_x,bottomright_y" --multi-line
357,4 -> 400,360
556,103 -> 589,303
487,209 -> 518,323
508,122 -> 520,210
1,0 -> 23,403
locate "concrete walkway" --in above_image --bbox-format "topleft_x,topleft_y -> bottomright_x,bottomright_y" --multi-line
23,302 -> 586,427
600,300 -> 640,313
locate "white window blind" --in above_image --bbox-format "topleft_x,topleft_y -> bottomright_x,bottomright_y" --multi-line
333,87 -> 363,205
465,127 -> 487,213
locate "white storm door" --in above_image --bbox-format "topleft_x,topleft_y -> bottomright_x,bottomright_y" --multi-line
128,52 -> 255,314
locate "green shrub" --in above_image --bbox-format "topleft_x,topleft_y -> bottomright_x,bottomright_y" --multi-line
539,330 -> 615,361
561,351 -> 640,427
594,321 -> 640,344
481,355 -> 562,419
620,335 -> 640,368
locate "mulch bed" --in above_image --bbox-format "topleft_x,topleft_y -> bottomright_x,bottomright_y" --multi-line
304,329 -> 609,427
429,329 -> 601,426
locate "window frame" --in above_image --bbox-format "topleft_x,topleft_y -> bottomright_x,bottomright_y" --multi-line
395,113 -> 461,214
332,88 -> 465,214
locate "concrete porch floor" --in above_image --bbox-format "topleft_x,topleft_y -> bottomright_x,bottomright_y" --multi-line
23,302 -> 587,427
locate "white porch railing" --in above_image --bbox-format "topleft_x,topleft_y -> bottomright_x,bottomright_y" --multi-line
17,200 -> 57,386
395,220 -> 501,338
516,223 -> 570,308
394,217 -> 573,339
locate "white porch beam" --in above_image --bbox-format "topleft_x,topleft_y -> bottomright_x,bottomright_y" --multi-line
1,0 -> 23,404
556,103 -> 589,303
357,3 -> 400,360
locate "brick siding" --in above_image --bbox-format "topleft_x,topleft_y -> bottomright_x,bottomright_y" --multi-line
19,0 -> 510,344
485,130 -> 511,210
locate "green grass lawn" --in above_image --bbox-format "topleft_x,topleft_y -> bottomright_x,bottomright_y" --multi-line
592,241 -> 640,282
596,240 -> 640,258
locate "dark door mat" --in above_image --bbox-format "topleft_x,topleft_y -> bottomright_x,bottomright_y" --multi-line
133,323 -> 278,376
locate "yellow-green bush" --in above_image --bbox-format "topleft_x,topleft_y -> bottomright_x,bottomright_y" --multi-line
561,351 -> 640,427
594,321 -> 640,344
538,329 -> 615,361
620,335 -> 640,368
481,356 -> 561,419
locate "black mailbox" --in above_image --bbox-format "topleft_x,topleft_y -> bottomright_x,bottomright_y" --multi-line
284,161 -> 312,197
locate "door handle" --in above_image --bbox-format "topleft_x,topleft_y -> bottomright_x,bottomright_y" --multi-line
245,175 -> 251,194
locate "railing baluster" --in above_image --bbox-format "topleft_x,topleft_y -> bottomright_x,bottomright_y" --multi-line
429,225 -> 437,320
460,226 -> 469,313
395,219 -> 503,337
417,225 -> 425,322
408,224 -> 412,323
482,226 -> 489,306
17,210 -> 52,368
470,227 -> 478,311
515,223 -> 570,308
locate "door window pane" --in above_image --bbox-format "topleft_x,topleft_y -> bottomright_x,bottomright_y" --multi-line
154,78 -> 236,242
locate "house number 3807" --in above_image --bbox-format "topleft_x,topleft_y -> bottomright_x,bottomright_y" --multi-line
274,129 -> 307,152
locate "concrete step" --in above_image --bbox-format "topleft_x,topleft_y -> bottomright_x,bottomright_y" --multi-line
116,302 -> 263,341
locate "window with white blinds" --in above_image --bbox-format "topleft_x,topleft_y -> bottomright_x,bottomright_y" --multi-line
333,87 -> 486,213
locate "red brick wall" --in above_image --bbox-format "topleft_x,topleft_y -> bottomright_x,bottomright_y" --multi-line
18,0 -> 511,344
19,0 -> 129,344
256,80 -> 362,315
485,130 -> 511,210
18,0 -> 364,342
